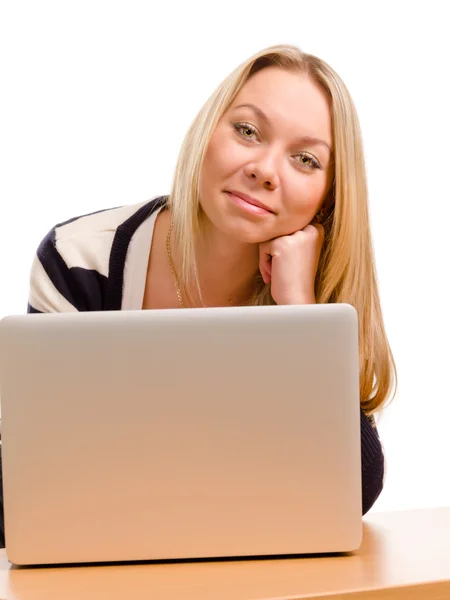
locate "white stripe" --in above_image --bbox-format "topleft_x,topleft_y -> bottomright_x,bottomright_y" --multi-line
28,256 -> 78,313
55,200 -> 151,277
122,205 -> 164,310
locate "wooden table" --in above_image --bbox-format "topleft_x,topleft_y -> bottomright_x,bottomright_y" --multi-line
0,507 -> 449,600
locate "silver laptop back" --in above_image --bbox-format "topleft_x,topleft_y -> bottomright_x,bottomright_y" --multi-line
0,304 -> 362,565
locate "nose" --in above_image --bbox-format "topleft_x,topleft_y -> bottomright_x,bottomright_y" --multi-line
243,150 -> 280,190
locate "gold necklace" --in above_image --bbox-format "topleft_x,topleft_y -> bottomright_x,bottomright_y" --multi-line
166,223 -> 250,309
166,221 -> 185,308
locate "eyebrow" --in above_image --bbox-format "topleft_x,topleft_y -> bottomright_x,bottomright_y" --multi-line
233,103 -> 333,154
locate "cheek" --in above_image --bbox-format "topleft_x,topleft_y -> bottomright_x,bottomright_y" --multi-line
199,136 -> 230,213
199,148 -> 216,199
201,139 -> 222,191
203,130 -> 244,183
284,177 -> 327,215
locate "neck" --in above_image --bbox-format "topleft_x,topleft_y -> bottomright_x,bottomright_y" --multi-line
190,220 -> 260,307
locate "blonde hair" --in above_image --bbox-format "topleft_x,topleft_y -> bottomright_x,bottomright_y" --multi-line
168,44 -> 397,415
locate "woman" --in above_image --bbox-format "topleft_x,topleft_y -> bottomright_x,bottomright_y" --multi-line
0,44 -> 397,546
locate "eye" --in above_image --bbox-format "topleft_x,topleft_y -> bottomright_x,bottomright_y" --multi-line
234,122 -> 259,141
295,152 -> 321,170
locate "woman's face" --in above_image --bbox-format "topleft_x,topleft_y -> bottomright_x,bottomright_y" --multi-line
199,66 -> 334,244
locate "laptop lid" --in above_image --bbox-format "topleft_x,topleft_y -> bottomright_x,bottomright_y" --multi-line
0,303 -> 362,565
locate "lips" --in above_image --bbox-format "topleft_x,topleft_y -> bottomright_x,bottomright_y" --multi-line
226,190 -> 274,213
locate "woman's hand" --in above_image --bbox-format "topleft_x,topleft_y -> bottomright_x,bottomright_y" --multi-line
259,221 -> 325,305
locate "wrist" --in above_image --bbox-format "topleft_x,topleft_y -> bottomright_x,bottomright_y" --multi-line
292,296 -> 316,305
275,294 -> 316,305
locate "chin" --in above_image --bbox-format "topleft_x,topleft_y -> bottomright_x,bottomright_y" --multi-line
200,197 -> 280,244
218,217 -> 276,245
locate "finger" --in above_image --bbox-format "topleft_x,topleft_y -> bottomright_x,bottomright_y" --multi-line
259,259 -> 271,284
259,242 -> 272,283
310,221 -> 325,238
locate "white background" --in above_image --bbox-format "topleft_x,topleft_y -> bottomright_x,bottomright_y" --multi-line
1,0 -> 449,513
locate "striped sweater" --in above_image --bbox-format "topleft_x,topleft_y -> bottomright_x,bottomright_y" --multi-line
0,195 -> 385,545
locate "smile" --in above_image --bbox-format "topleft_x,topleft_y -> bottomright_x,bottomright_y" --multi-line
224,191 -> 274,216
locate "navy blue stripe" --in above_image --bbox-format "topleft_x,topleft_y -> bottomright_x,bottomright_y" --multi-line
105,196 -> 168,310
36,228 -> 88,310
360,408 -> 384,514
27,303 -> 43,314
70,267 -> 108,311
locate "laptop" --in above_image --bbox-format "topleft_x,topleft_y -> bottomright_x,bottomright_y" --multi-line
0,303 -> 362,565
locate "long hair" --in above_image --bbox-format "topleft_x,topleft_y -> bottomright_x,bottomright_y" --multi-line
168,44 -> 397,415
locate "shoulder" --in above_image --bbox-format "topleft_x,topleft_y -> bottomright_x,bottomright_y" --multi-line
28,196 -> 167,313
50,196 -> 167,273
